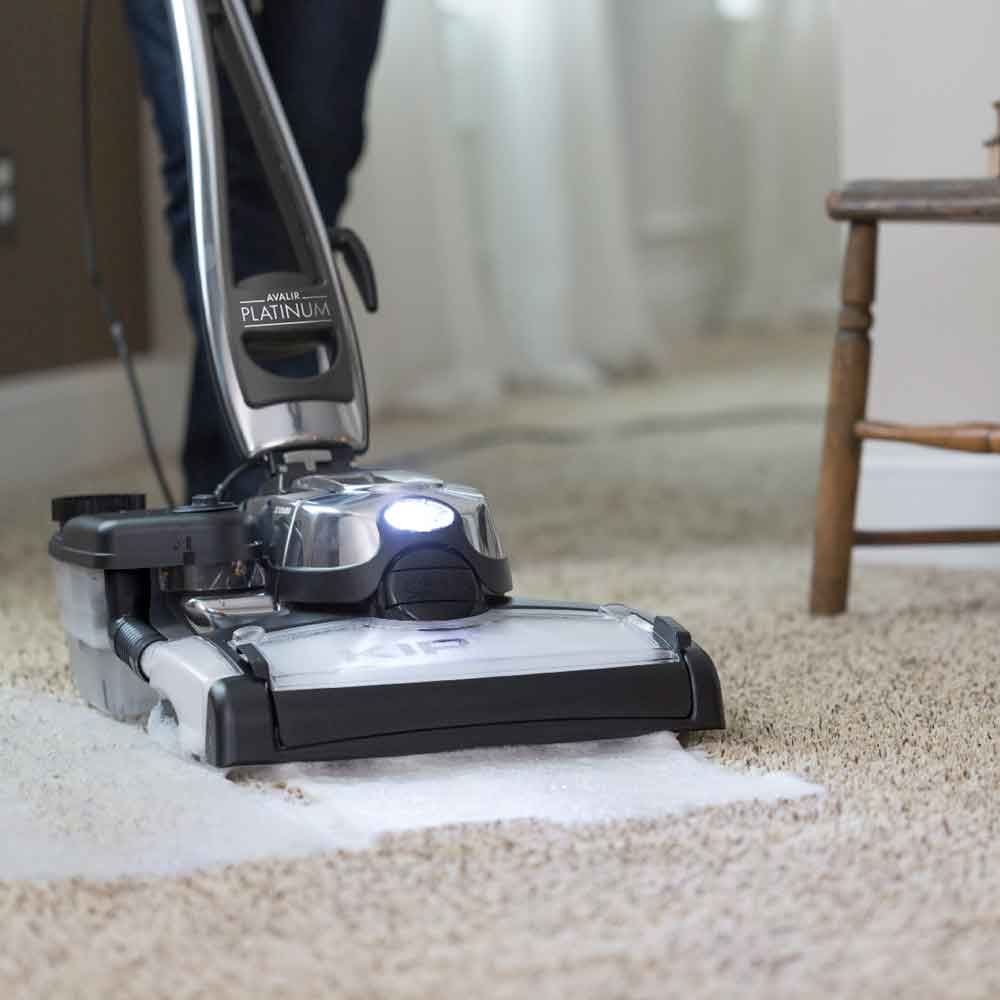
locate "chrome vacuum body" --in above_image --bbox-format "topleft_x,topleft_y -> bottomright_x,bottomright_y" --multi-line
49,0 -> 723,766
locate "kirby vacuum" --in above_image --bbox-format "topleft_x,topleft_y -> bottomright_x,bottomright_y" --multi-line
50,0 -> 723,766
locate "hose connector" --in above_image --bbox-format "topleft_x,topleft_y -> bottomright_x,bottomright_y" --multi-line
110,616 -> 164,680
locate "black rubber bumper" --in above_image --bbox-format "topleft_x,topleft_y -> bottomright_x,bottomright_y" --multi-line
203,633 -> 724,769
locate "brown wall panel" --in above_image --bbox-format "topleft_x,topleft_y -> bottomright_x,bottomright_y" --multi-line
0,3 -> 149,377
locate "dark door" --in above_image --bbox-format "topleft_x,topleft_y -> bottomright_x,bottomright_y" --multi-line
0,4 -> 148,377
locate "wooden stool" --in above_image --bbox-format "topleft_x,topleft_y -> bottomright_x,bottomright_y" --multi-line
810,179 -> 1000,615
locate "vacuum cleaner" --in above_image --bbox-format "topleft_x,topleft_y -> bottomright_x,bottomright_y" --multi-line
49,0 -> 724,767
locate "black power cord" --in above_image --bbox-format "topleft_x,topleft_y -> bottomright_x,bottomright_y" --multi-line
212,454 -> 267,501
80,0 -> 176,508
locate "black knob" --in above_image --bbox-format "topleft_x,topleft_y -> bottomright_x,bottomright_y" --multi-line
378,547 -> 484,621
51,493 -> 146,528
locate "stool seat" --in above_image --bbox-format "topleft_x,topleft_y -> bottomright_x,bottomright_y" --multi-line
828,178 -> 1000,222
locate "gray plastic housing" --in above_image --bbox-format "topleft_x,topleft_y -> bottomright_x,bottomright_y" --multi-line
52,562 -> 158,721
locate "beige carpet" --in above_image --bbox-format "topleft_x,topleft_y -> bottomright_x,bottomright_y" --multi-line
3,333 -> 1000,998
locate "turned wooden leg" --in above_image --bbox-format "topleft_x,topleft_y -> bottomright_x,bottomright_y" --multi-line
810,221 -> 877,615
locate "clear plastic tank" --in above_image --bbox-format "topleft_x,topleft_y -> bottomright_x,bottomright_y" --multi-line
52,561 -> 159,721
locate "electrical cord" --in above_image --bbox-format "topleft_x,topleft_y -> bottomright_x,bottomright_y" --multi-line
80,0 -> 176,508
213,454 -> 267,501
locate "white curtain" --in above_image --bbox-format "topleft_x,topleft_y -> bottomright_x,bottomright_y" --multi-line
343,0 -> 840,416
456,0 -> 654,387
723,0 -> 841,328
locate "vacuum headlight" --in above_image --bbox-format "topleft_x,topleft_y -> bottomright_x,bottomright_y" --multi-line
383,497 -> 455,533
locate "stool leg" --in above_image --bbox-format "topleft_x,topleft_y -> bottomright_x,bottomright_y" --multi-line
810,221 -> 877,615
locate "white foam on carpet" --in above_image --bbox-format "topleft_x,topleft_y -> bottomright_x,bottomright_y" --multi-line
231,736 -> 821,849
1,689 -> 821,881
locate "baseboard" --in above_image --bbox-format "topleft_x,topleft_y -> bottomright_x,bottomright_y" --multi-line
0,354 -> 189,490
856,441 -> 1000,568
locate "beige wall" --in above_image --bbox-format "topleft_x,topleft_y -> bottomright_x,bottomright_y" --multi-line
839,0 -> 1000,423
841,0 -> 1000,566
0,109 -> 188,492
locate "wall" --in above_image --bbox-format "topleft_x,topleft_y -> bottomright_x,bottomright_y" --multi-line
0,1 -> 150,377
840,0 -> 1000,566
0,109 -> 189,495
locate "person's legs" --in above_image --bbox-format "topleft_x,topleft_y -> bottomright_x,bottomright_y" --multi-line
259,0 -> 385,225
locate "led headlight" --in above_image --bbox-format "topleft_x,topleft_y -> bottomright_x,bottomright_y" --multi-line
383,497 -> 455,533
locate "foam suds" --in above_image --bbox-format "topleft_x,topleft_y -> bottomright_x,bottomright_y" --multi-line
232,734 -> 821,849
1,688 -> 821,881
0,689 -> 331,882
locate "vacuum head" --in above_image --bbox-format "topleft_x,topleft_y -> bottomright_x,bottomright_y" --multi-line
49,477 -> 723,767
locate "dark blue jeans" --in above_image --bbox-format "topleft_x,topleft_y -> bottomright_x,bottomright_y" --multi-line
124,0 -> 384,497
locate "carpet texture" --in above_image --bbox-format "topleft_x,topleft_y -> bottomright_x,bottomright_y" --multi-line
2,333 -> 999,998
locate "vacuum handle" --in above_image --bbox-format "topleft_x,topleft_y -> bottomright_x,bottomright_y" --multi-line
170,0 -> 370,459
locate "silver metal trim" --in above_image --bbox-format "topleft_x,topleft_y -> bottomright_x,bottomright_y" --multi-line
181,591 -> 278,633
168,0 -> 369,458
244,468 -> 505,569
